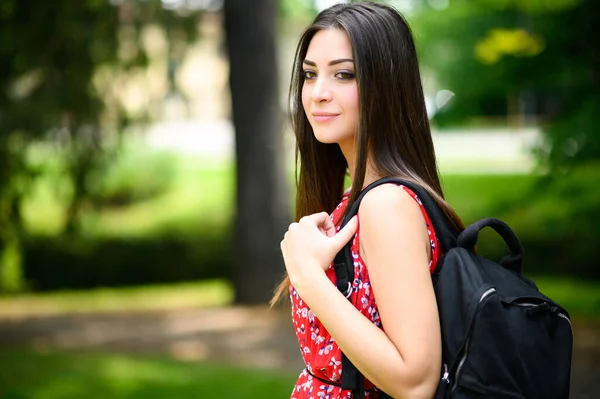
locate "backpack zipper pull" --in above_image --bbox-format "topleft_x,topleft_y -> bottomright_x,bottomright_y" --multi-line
441,363 -> 450,383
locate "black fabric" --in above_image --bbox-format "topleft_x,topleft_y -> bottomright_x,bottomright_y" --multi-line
457,217 -> 523,273
334,177 -> 573,399
333,246 -> 353,296
341,352 -> 364,399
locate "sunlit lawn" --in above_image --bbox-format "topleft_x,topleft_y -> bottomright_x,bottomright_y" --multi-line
0,348 -> 296,399
0,280 -> 233,319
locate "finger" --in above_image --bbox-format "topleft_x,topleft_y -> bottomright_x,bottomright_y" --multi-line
300,212 -> 334,236
312,212 -> 337,237
319,213 -> 336,229
300,212 -> 330,226
332,216 -> 358,250
322,217 -> 338,237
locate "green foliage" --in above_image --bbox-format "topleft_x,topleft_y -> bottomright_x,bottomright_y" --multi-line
0,233 -> 23,292
411,0 -> 600,170
536,95 -> 600,172
441,173 -> 538,223
89,149 -> 179,208
0,349 -> 296,399
19,154 -> 233,291
279,0 -> 316,20
478,0 -> 582,13
412,2 -> 519,124
532,275 -> 600,319
444,165 -> 600,279
0,1 -> 204,291
22,233 -> 230,291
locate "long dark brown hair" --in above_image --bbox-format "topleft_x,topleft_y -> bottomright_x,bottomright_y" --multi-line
271,2 -> 464,306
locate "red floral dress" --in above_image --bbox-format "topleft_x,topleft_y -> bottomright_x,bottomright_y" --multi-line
289,185 -> 442,399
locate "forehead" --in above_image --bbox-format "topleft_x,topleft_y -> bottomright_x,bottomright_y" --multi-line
305,29 -> 353,61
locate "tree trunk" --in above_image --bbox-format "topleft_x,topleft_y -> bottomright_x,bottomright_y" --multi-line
224,0 -> 291,304
225,0 -> 290,304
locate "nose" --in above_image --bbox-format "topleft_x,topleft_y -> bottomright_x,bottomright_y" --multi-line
311,77 -> 333,103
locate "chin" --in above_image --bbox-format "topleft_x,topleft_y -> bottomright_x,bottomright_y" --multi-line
314,136 -> 339,145
313,129 -> 346,145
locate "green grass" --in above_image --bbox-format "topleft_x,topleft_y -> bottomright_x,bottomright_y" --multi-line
0,348 -> 296,399
0,280 -> 233,319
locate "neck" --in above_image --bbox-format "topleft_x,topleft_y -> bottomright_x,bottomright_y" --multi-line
339,141 -> 382,189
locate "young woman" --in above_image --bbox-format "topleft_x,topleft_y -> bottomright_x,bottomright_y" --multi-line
273,2 -> 464,398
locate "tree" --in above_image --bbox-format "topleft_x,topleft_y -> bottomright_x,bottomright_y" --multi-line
224,0 -> 291,304
0,0 -> 202,292
411,0 -> 599,171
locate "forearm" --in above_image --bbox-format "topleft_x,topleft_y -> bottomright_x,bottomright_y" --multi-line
295,270 -> 432,398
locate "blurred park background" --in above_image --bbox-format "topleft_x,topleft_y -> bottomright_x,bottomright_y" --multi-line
0,0 -> 598,397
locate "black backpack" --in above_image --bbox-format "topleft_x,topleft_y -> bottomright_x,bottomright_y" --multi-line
333,177 -> 573,399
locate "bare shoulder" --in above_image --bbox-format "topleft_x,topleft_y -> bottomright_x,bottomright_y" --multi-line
357,182 -> 429,256
358,183 -> 422,223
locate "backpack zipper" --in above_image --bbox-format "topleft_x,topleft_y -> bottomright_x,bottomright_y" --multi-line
513,301 -> 573,330
451,287 -> 497,391
557,313 -> 572,329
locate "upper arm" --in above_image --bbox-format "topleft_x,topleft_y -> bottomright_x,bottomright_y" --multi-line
358,183 -> 441,385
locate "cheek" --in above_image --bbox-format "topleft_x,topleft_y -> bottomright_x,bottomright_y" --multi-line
343,86 -> 359,120
301,84 -> 311,113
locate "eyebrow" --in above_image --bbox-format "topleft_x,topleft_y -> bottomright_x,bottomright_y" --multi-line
302,58 -> 354,66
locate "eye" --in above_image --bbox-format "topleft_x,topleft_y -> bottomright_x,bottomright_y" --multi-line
303,70 -> 317,80
335,71 -> 355,80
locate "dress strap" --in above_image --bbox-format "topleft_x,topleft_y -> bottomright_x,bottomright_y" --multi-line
305,368 -> 342,387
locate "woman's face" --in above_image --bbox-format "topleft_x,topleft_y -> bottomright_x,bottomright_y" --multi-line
301,29 -> 359,152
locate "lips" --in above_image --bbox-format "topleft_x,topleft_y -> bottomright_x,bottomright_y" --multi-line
312,112 -> 340,123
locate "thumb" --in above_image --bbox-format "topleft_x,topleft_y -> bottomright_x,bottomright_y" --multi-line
331,216 -> 358,250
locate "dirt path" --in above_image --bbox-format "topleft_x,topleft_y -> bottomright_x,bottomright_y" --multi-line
0,305 -> 598,398
0,305 -> 303,372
